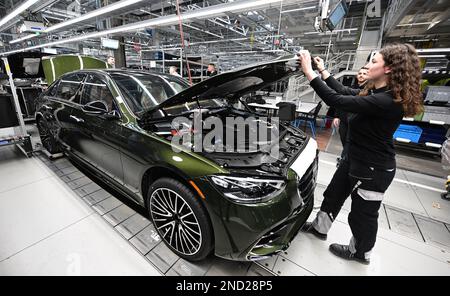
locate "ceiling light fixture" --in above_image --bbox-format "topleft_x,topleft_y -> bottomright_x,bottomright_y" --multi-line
45,0 -> 145,33
407,38 -> 439,42
416,48 -> 450,53
281,6 -> 316,13
304,28 -> 357,35
9,33 -> 36,44
418,55 -> 446,58
396,22 -> 434,27
2,0 -> 282,55
0,0 -> 40,29
10,0 -> 145,44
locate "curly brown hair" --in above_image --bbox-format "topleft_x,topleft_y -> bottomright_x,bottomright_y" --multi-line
360,43 -> 423,117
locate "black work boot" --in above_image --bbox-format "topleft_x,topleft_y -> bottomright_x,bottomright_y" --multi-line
301,222 -> 327,241
329,243 -> 370,265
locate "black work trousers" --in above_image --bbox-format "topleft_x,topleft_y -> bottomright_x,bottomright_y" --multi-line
321,158 -> 395,256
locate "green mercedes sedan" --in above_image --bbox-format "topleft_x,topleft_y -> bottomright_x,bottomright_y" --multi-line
35,57 -> 318,261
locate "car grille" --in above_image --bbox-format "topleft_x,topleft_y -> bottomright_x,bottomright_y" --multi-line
246,159 -> 318,261
246,222 -> 289,261
297,157 -> 318,204
246,187 -> 316,261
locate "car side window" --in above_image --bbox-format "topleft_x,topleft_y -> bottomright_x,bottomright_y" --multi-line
55,73 -> 85,102
81,74 -> 116,112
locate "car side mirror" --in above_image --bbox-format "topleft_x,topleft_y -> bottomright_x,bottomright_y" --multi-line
83,100 -> 108,114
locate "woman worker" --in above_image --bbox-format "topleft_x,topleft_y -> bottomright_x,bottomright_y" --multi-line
298,44 -> 423,264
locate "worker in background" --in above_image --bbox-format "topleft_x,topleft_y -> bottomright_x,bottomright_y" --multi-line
331,66 -> 369,164
169,66 -> 181,77
298,44 -> 423,265
353,66 -> 370,89
207,63 -> 218,77
107,56 -> 115,68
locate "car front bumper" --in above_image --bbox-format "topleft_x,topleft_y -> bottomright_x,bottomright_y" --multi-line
195,155 -> 318,261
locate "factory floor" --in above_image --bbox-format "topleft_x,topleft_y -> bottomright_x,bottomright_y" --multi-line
0,124 -> 449,275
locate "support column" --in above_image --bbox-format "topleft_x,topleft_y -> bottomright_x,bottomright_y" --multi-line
113,36 -> 126,68
104,0 -> 126,68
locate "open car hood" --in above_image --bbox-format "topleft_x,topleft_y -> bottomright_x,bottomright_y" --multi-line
148,55 -> 300,113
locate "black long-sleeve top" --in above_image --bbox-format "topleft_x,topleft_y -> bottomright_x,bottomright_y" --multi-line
327,82 -> 365,121
310,75 -> 404,169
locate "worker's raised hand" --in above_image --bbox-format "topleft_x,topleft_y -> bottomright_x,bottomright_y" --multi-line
314,57 -> 325,72
298,50 -> 313,75
332,118 -> 340,128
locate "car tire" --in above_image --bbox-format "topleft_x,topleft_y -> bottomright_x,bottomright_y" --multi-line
37,117 -> 62,154
147,177 -> 213,261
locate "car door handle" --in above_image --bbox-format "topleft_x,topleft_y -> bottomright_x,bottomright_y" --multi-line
70,115 -> 84,123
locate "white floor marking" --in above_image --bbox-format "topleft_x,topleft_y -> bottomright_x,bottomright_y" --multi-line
318,159 -> 446,193
392,178 -> 445,193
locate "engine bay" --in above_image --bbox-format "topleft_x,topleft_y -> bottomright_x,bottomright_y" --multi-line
139,102 -> 308,177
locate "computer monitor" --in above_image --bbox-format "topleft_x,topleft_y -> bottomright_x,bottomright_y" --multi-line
425,86 -> 450,105
22,58 -> 40,76
326,0 -> 349,31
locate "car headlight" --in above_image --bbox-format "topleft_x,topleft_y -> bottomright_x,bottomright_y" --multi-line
210,175 -> 286,204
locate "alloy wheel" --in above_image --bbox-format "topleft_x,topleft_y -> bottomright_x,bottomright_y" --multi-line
37,119 -> 54,152
150,188 -> 203,256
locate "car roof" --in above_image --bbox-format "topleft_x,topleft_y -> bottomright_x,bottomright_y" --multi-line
60,68 -> 175,78
99,68 -> 162,75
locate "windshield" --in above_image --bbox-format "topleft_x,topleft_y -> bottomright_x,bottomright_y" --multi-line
110,72 -> 189,115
